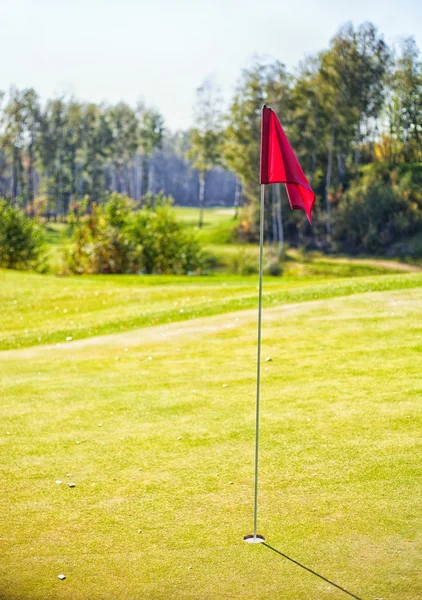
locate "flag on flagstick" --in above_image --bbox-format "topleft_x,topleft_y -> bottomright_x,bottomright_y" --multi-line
260,105 -> 315,223
244,106 -> 315,545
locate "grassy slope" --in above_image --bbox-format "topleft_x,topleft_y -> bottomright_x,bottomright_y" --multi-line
0,273 -> 421,599
1,270 -> 422,350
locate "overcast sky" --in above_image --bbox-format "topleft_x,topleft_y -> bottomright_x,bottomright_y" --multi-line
1,0 -> 421,130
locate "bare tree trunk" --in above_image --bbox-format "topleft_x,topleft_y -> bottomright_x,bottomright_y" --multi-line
58,162 -> 64,217
136,155 -> 142,200
275,183 -> 284,255
325,120 -> 336,240
126,163 -> 132,199
198,171 -> 205,228
12,148 -> 19,202
70,148 -> 76,211
354,117 -> 361,174
148,159 -> 154,194
141,155 -> 149,197
117,165 -> 123,193
26,130 -> 36,216
27,161 -> 34,215
389,116 -> 393,164
234,177 -> 241,218
337,151 -> 346,185
132,156 -> 137,201
119,166 -> 126,196
111,168 -> 117,192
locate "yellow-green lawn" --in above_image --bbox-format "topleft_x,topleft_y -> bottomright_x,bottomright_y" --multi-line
0,270 -> 421,599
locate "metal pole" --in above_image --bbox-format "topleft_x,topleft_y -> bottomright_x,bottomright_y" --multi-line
244,107 -> 267,545
253,183 -> 265,540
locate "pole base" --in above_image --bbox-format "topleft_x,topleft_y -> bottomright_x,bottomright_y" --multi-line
243,534 -> 265,544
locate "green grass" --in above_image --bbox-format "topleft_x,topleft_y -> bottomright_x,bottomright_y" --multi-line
0,274 -> 421,599
172,206 -> 236,225
41,223 -> 71,272
205,243 -> 415,276
173,206 -> 238,245
42,223 -> 69,246
1,269 -> 422,351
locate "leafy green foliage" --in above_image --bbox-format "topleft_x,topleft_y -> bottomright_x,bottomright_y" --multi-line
129,194 -> 202,274
64,202 -> 135,275
64,193 -> 202,275
387,38 -> 422,163
333,164 -> 422,253
187,78 -> 224,227
0,199 -> 45,269
224,61 -> 290,203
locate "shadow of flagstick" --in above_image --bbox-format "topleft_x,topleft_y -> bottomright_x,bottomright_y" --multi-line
262,543 -> 365,600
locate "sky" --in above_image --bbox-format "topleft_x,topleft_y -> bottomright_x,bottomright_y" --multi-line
1,0 -> 421,131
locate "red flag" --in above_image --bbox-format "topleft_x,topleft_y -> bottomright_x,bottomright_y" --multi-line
260,106 -> 315,223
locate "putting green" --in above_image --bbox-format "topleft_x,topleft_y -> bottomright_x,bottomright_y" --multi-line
0,283 -> 421,599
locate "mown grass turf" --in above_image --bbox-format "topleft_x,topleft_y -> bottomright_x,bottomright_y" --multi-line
1,270 -> 421,350
0,276 -> 421,599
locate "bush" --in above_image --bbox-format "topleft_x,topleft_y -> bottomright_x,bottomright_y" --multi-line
333,180 -> 422,254
0,199 -> 45,270
64,193 -> 203,275
228,248 -> 258,275
63,194 -> 136,274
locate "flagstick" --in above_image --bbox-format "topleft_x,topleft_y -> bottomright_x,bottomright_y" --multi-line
244,104 -> 314,545
254,183 -> 266,534
243,182 -> 266,544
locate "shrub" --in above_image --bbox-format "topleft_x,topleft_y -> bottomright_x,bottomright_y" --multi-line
0,199 -> 45,270
129,196 -> 202,274
63,194 -> 136,274
63,193 -> 203,275
333,181 -> 422,254
228,247 -> 258,275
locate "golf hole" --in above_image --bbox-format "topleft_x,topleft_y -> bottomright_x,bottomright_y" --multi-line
243,534 -> 265,544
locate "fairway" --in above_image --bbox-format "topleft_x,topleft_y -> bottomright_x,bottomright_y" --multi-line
1,273 -> 421,599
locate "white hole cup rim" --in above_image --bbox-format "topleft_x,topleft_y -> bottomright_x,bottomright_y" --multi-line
243,534 -> 266,544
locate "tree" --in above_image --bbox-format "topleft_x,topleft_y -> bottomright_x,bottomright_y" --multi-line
20,89 -> 41,214
316,23 -> 389,238
187,78 -> 223,227
0,88 -> 42,212
291,58 -> 322,184
38,97 -> 83,215
0,90 -> 6,197
107,103 -> 138,197
224,60 -> 292,243
64,101 -> 84,211
80,103 -> 113,207
387,38 -> 422,163
137,103 -> 164,196
1,88 -> 26,204
345,23 -> 390,173
0,199 -> 44,269
317,30 -> 357,238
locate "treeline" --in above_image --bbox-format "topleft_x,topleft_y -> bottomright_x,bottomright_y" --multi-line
0,96 -> 236,216
1,21 -> 422,254
208,22 -> 421,252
